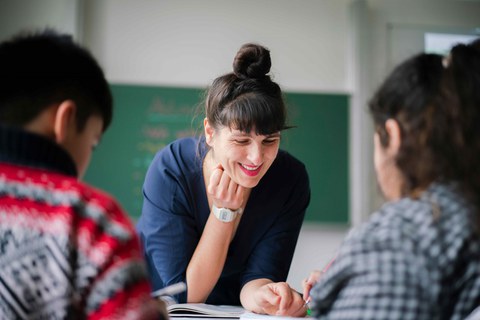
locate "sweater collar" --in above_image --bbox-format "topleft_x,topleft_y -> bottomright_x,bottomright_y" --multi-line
0,125 -> 77,177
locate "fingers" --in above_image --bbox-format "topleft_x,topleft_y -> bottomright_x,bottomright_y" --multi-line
208,167 -> 223,195
274,283 -> 294,313
207,166 -> 230,198
309,270 -> 322,283
254,285 -> 280,315
262,286 -> 282,307
289,293 -> 309,318
302,283 -> 312,302
302,269 -> 322,300
207,166 -> 244,210
277,287 -> 305,316
259,283 -> 306,317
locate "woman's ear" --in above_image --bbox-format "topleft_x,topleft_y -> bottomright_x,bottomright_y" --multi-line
53,100 -> 77,144
384,119 -> 401,156
204,118 -> 214,146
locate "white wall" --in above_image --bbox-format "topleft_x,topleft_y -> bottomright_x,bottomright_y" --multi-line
0,0 -> 81,41
83,0 -> 351,93
289,224 -> 348,291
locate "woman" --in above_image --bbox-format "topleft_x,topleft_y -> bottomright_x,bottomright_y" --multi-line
307,39 -> 480,319
137,43 -> 310,316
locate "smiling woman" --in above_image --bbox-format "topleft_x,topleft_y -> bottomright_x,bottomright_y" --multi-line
136,43 -> 311,317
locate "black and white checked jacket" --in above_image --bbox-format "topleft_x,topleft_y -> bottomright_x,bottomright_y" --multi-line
311,183 -> 480,320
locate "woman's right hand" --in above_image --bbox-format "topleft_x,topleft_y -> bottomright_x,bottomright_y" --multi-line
302,270 -> 322,302
207,165 -> 245,211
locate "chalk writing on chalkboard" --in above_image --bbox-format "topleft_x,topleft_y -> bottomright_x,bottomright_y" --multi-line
129,96 -> 198,212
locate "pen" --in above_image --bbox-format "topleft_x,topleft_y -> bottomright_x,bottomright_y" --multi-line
304,297 -> 311,316
151,282 -> 187,298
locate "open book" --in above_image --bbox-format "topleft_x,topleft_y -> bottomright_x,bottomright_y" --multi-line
167,303 -> 246,318
167,303 -> 310,319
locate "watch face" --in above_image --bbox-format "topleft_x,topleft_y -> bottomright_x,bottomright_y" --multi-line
218,208 -> 234,222
213,206 -> 237,222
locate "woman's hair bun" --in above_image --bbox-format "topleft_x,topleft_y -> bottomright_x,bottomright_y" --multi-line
233,43 -> 271,79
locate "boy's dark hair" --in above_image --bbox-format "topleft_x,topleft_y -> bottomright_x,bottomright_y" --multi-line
0,29 -> 112,132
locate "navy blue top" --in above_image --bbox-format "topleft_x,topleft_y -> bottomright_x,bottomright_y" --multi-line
137,137 -> 310,305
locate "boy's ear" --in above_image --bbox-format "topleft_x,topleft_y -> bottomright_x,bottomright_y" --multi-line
53,100 -> 77,143
204,118 -> 214,146
384,119 -> 401,156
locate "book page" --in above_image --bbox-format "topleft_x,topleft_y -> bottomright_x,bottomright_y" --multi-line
168,303 -> 245,318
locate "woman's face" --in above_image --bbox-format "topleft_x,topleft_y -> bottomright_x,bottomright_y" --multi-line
205,121 -> 281,189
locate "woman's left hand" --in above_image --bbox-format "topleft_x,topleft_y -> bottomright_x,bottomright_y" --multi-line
242,280 -> 306,317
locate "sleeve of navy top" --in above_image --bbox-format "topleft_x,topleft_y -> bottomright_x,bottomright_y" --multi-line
241,154 -> 311,287
136,140 -> 197,303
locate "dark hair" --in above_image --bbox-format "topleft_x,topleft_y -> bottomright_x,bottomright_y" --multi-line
369,38 -> 480,207
204,43 -> 288,135
0,29 -> 112,132
444,38 -> 480,208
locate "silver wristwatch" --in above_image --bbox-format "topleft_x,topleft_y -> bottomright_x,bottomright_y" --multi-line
212,205 -> 243,222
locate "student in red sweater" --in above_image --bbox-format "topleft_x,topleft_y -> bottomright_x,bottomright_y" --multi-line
0,30 -> 164,319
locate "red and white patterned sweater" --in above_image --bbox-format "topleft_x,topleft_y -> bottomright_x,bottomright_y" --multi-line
0,126 -> 161,319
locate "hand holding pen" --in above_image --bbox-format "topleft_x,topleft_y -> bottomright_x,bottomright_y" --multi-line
302,270 -> 322,303
302,258 -> 336,316
302,271 -> 322,316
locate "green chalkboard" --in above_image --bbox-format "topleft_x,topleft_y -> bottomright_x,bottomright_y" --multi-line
282,93 -> 349,223
84,84 -> 349,224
